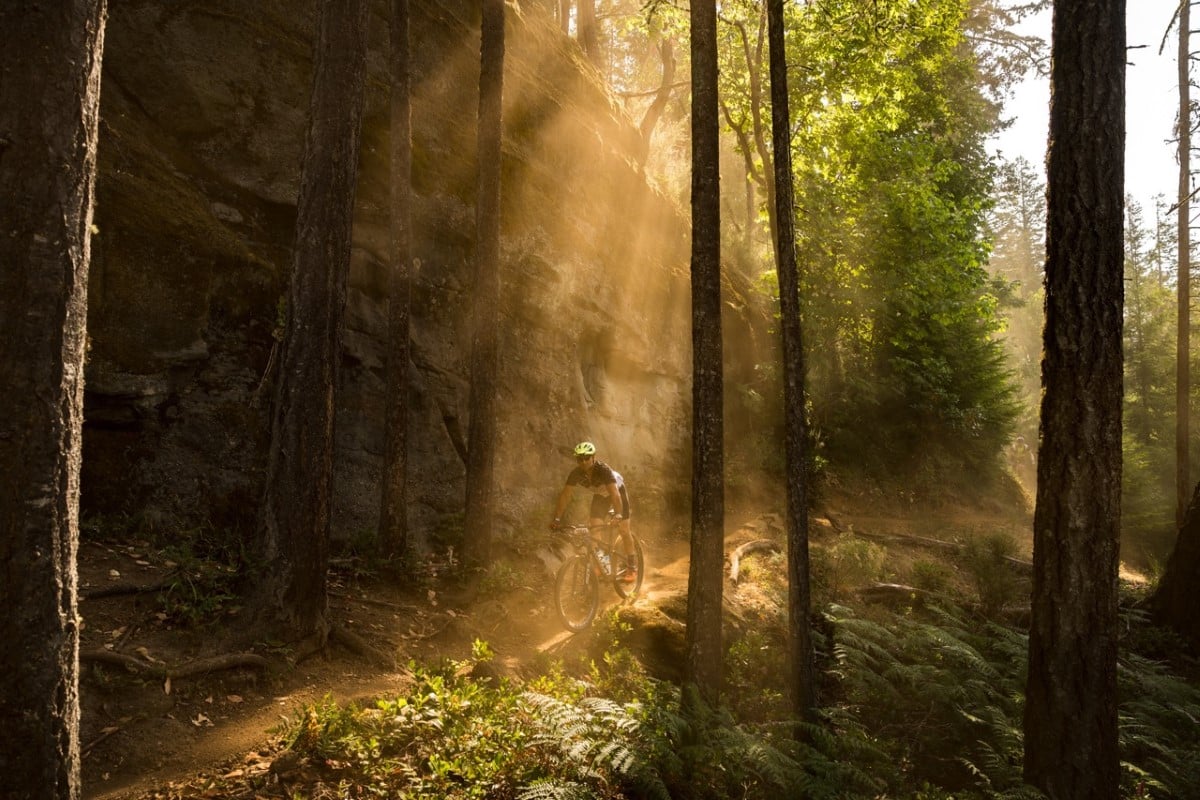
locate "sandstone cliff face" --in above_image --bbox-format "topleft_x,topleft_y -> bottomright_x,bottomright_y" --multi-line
82,0 -> 696,547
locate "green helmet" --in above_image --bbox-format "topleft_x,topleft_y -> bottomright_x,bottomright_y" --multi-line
573,441 -> 596,457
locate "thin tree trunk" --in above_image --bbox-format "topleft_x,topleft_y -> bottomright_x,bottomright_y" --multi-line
577,0 -> 600,66
635,38 -> 676,169
1177,0 -> 1191,528
379,0 -> 414,559
684,0 -> 725,708
1022,1 -> 1125,797
254,0 -> 370,642
0,2 -> 107,796
765,0 -> 815,723
463,0 -> 505,572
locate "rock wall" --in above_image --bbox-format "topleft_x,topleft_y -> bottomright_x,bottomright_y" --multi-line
81,0 -> 698,547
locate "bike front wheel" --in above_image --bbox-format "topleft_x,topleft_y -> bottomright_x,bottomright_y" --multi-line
612,533 -> 645,599
555,554 -> 600,631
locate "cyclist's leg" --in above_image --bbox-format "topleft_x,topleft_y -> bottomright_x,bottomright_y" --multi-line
588,492 -> 609,531
617,486 -> 636,568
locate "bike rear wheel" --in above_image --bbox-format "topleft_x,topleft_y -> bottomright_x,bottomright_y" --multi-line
612,533 -> 645,599
555,554 -> 600,631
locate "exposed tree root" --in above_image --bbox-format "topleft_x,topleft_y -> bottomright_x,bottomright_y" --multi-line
330,624 -> 397,670
81,649 -> 269,679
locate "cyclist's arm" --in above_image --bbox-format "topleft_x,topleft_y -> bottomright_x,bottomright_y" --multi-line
552,483 -> 574,521
606,482 -> 622,518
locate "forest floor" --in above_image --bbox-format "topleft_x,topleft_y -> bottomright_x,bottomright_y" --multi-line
77,491 -> 1041,800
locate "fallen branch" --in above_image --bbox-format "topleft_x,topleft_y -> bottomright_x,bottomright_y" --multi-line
728,539 -> 781,583
81,649 -> 269,679
848,527 -> 1032,571
82,577 -> 175,600
858,582 -> 930,605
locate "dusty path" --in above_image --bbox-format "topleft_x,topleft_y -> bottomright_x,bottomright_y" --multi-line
80,524 -> 701,800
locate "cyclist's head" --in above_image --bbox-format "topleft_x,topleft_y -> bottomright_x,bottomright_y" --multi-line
573,441 -> 596,462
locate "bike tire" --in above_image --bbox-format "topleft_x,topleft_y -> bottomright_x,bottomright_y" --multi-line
555,554 -> 599,631
613,533 -> 645,599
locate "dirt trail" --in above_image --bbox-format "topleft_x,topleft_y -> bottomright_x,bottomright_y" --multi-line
80,525 -> 702,800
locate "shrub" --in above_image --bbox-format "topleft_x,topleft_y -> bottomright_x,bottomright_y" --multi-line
813,536 -> 888,600
962,531 -> 1020,615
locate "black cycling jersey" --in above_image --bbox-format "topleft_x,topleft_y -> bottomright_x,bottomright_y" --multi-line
565,460 -> 631,519
566,460 -> 624,493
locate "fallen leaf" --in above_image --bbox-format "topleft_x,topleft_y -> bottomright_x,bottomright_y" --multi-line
108,569 -> 121,580
191,713 -> 211,727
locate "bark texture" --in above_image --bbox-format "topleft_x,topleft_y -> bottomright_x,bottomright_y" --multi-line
683,0 -> 725,707
463,0 -> 505,571
255,0 -> 370,641
766,0 -> 815,722
1177,0 -> 1191,528
379,0 -> 414,558
1022,1 -> 1125,797
1149,479 -> 1200,643
0,2 -> 107,797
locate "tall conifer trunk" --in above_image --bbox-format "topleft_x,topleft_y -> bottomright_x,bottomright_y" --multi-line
380,0 -> 414,558
683,0 -> 725,707
765,0 -> 815,722
1176,0 -> 1191,528
463,0 -> 505,571
0,2 -> 107,796
1022,1 -> 1125,797
255,0 -> 369,643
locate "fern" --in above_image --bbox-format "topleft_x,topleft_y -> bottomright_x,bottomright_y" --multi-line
516,779 -> 598,800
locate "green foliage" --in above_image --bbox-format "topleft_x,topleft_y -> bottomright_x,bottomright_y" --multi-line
812,535 -> 887,600
1118,614 -> 1200,799
827,603 -> 1031,792
910,558 -> 954,595
961,531 -> 1020,615
587,610 -> 653,703
154,531 -> 243,628
724,630 -> 789,722
723,0 -> 1023,494
191,595 -> 1200,800
477,561 -> 522,597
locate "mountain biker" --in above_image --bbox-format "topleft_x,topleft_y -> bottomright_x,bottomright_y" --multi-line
550,441 -> 638,582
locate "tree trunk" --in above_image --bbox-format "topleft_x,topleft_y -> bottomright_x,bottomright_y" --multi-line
683,0 -> 725,708
463,0 -> 505,572
0,2 -> 107,796
1022,2 -> 1125,798
254,0 -> 370,642
1176,0 -> 1191,528
577,0 -> 600,67
379,0 -> 414,559
1149,479 -> 1200,643
635,38 -> 676,169
765,0 -> 815,723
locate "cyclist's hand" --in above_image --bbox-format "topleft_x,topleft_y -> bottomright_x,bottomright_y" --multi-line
611,514 -> 623,522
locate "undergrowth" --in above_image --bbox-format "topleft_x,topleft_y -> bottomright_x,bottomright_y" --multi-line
153,603 -> 1199,799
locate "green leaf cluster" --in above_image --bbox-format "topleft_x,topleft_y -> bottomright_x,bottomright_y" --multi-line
719,0 -> 1022,492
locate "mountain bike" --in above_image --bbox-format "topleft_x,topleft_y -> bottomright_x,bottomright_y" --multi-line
551,518 -> 645,632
